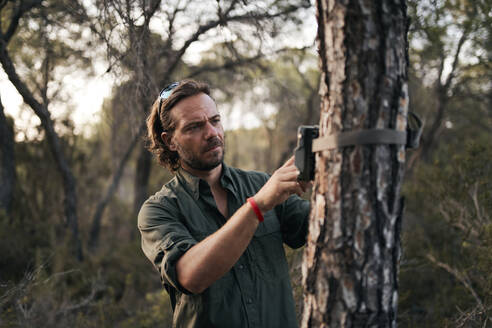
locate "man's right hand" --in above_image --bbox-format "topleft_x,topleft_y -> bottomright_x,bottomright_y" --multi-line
253,156 -> 306,213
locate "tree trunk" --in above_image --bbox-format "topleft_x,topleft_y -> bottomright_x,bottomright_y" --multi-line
133,143 -> 152,217
0,39 -> 83,261
302,0 -> 408,327
0,95 -> 16,216
89,123 -> 145,250
406,29 -> 468,171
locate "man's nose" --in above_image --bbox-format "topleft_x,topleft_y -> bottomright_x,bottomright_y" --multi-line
203,120 -> 219,139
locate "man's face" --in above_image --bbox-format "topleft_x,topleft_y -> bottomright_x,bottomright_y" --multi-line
165,93 -> 225,171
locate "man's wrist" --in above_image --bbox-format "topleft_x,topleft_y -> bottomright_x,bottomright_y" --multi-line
247,197 -> 265,222
252,195 -> 271,213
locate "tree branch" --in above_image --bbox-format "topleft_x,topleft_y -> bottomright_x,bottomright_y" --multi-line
3,0 -> 43,44
88,122 -> 146,250
188,52 -> 264,78
427,254 -> 484,310
409,27 -> 470,166
55,277 -> 104,316
0,39 -> 50,131
160,0 -> 193,56
433,27 -> 468,134
0,93 -> 16,215
469,182 -> 487,225
159,2 -> 310,86
443,27 -> 469,91
144,0 -> 162,24
188,45 -> 311,80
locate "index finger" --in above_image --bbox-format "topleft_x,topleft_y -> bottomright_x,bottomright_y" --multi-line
282,156 -> 295,168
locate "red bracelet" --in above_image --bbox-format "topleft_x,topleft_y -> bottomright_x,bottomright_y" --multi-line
247,197 -> 264,222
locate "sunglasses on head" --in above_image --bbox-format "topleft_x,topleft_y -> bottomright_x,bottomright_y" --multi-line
157,81 -> 179,119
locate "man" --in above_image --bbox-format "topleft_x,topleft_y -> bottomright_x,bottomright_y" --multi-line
138,79 -> 310,328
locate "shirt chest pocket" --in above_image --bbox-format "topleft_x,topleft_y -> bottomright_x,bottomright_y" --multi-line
250,211 -> 289,281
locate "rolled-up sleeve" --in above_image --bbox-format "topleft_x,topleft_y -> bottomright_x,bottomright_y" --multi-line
138,197 -> 197,294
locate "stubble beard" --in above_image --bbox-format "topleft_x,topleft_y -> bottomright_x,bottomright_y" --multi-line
177,137 -> 225,171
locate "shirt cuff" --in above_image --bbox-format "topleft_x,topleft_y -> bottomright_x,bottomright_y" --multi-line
160,237 -> 198,294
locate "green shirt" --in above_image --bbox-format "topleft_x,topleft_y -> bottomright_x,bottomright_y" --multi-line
138,163 -> 310,328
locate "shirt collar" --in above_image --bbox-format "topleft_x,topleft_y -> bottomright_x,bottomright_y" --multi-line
176,167 -> 201,200
176,162 -> 236,200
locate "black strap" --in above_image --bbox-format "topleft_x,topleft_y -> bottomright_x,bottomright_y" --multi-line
312,129 -> 406,152
311,112 -> 423,152
406,111 -> 423,149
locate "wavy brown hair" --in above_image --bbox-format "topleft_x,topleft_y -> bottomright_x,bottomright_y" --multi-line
146,79 -> 211,171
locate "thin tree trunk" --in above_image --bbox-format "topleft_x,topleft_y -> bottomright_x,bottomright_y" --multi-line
302,0 -> 408,327
89,123 -> 145,250
0,95 -> 16,215
0,39 -> 83,261
133,144 -> 152,217
406,29 -> 468,171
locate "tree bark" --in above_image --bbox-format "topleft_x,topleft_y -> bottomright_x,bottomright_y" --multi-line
0,95 -> 16,216
302,0 -> 408,327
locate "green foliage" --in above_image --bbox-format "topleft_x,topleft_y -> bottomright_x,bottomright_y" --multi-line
399,142 -> 492,327
5,0 -> 94,111
118,290 -> 173,328
401,3 -> 491,323
0,239 -> 173,328
0,129 -> 174,327
0,210 -> 49,283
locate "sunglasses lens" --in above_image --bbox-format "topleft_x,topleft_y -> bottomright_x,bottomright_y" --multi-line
159,82 -> 179,99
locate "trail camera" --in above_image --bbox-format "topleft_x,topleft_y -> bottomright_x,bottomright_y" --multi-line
293,113 -> 422,181
294,125 -> 319,181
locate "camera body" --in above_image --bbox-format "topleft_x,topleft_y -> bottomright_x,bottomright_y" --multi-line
294,125 -> 319,181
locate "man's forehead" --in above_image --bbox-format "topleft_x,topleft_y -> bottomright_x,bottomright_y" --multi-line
171,93 -> 218,125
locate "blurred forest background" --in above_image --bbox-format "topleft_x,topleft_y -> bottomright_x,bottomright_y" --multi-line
0,0 -> 490,327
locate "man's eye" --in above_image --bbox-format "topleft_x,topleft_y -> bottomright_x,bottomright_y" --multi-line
211,118 -> 221,125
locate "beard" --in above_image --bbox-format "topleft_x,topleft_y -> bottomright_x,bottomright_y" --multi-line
177,137 -> 225,171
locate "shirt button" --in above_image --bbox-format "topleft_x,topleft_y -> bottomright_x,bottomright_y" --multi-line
247,298 -> 253,304
238,264 -> 244,269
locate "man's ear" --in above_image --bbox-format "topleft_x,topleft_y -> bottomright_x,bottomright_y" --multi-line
161,132 -> 177,151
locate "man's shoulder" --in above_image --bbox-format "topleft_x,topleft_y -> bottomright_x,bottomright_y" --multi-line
145,176 -> 181,203
139,176 -> 181,213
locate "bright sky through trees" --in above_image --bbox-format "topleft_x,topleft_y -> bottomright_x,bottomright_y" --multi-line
0,2 -> 317,141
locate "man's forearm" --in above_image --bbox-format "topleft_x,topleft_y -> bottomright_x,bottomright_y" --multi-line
175,156 -> 303,294
175,201 -> 260,294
